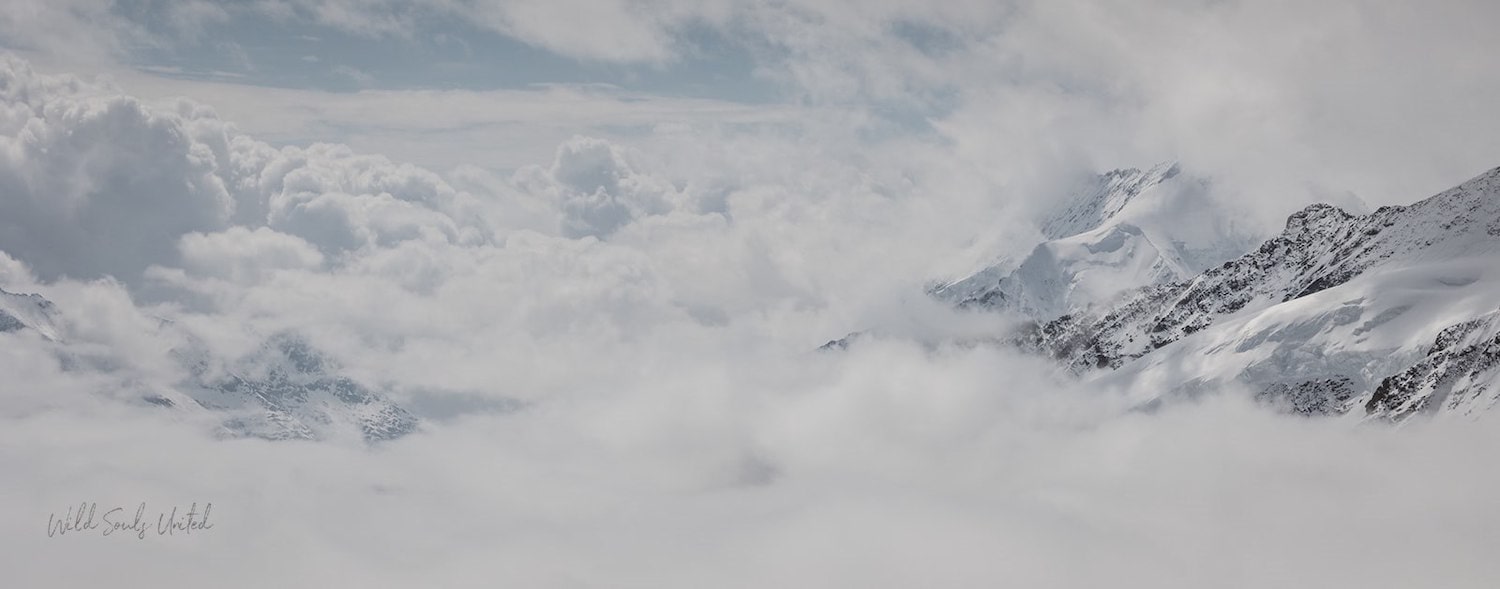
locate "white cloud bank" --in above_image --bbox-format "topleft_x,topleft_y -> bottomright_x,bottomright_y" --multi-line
14,1 -> 1500,220
518,135 -> 685,238
6,346 -> 1500,587
0,55 -> 500,286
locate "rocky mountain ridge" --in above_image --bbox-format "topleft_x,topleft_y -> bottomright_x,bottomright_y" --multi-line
1018,165 -> 1500,419
0,291 -> 416,441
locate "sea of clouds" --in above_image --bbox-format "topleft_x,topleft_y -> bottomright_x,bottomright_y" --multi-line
3,1 -> 1500,582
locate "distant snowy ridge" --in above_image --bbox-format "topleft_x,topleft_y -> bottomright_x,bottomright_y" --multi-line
1020,165 -> 1500,419
0,287 -> 60,340
1041,161 -> 1183,240
176,332 -> 418,442
931,161 -> 1262,321
0,291 -> 416,441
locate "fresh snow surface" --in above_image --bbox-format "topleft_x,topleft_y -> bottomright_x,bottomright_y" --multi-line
0,287 -> 59,340
932,162 -> 1262,321
1021,164 -> 1500,419
0,287 -> 417,442
1098,258 -> 1500,416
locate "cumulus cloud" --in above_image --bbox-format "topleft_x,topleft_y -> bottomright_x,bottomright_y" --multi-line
178,227 -> 325,283
517,136 -> 684,238
12,1 -> 1500,224
0,56 -> 234,283
0,250 -> 39,290
256,143 -> 495,255
0,57 -> 502,287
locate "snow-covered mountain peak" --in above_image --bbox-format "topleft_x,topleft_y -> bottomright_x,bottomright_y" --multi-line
931,161 -> 1260,321
1016,164 -> 1500,420
179,331 -> 419,442
1041,161 -> 1181,239
0,287 -> 60,340
1284,202 -> 1355,236
2,286 -> 417,442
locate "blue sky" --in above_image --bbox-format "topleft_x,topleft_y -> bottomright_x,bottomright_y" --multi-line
4,0 -> 1500,206
123,4 -> 777,101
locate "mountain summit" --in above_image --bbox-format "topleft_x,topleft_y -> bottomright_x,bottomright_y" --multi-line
0,289 -> 417,441
1040,161 -> 1183,240
1018,165 -> 1500,418
931,162 -> 1262,321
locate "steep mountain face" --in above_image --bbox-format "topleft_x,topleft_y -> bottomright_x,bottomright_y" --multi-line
1021,165 -> 1500,419
1256,377 -> 1360,416
177,333 -> 419,441
0,290 -> 416,441
1041,162 -> 1183,239
1366,310 -> 1500,421
931,162 -> 1261,321
0,287 -> 59,339
1027,166 -> 1500,374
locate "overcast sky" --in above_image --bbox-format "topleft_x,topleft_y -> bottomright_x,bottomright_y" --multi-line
7,0 -> 1500,201
3,2 -> 1500,587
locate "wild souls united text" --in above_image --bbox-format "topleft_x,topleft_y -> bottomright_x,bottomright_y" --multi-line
47,502 -> 214,540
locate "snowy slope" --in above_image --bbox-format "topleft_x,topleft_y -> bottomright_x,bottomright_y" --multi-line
1366,308 -> 1500,420
0,287 -> 60,340
0,288 -> 416,441
1095,259 -> 1500,417
1042,161 -> 1184,239
932,162 -> 1260,320
1023,165 -> 1500,419
176,332 -> 419,442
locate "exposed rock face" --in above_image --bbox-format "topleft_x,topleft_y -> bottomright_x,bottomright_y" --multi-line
1023,166 -> 1500,383
186,333 -> 420,442
0,288 -> 418,442
1366,311 -> 1500,421
1257,377 -> 1360,416
871,164 -> 1500,422
0,309 -> 22,333
951,165 -> 1500,421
